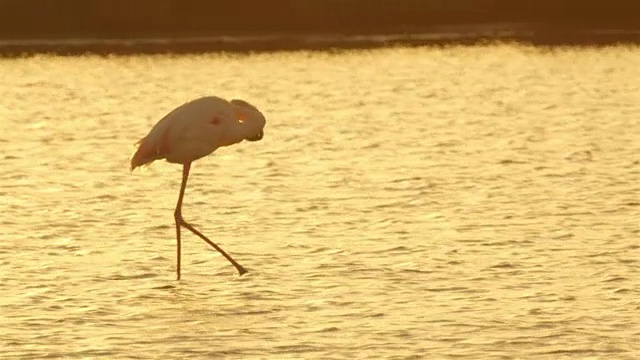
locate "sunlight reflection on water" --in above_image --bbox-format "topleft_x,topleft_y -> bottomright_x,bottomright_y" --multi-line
1,44 -> 639,358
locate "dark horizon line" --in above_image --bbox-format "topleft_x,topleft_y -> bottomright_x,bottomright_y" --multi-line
1,25 -> 639,57
1,0 -> 639,40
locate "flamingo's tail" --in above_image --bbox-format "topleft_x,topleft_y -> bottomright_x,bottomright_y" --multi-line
131,119 -> 173,171
130,137 -> 160,171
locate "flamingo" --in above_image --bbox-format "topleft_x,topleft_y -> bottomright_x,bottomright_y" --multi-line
130,96 -> 266,279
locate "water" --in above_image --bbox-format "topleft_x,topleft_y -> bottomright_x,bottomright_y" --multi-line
1,44 -> 639,359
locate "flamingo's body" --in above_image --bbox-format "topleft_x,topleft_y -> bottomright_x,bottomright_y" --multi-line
131,96 -> 266,279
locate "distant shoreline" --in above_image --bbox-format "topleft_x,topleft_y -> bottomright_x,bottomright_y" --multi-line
1,26 -> 638,56
2,0 -> 638,56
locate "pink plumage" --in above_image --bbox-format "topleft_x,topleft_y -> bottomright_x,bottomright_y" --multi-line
131,96 -> 266,279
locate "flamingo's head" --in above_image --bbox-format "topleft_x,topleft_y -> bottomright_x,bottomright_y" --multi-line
231,99 -> 266,142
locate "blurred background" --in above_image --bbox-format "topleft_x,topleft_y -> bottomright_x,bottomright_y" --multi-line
2,1 -> 639,359
0,0 -> 638,54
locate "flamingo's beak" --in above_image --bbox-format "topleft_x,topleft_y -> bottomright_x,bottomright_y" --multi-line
246,131 -> 263,142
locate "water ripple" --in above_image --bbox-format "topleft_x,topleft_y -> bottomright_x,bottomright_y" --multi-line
1,44 -> 639,359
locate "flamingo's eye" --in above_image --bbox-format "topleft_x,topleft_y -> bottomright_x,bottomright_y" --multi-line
237,112 -> 245,124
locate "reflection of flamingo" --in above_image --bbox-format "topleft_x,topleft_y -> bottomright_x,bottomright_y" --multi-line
131,96 -> 266,280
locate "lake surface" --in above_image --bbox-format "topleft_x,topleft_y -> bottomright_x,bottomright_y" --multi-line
1,44 -> 639,359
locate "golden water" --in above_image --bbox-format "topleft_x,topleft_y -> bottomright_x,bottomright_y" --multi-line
1,44 -> 639,359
